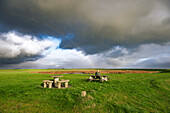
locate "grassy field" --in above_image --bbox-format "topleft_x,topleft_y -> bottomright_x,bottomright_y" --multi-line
0,69 -> 169,113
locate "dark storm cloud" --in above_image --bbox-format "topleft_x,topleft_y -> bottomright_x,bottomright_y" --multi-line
0,55 -> 42,66
0,0 -> 170,54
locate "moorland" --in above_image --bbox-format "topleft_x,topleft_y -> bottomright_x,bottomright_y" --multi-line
0,69 -> 169,112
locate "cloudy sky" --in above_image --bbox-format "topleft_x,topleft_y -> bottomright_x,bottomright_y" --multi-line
0,0 -> 170,69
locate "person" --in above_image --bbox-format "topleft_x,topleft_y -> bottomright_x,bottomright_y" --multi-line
95,70 -> 101,76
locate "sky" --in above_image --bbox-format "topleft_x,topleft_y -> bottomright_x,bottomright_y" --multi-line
0,0 -> 170,69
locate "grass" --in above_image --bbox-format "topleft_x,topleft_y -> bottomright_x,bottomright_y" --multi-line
0,69 -> 169,113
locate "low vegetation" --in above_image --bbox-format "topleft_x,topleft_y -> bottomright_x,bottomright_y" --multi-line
0,69 -> 169,112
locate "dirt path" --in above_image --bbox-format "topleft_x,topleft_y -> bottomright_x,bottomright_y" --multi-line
30,70 -> 159,74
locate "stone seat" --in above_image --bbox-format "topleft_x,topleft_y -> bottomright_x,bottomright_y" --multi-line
101,76 -> 108,82
43,80 -> 53,88
89,75 -> 95,81
43,80 -> 50,82
57,80 -> 70,89
43,80 -> 50,88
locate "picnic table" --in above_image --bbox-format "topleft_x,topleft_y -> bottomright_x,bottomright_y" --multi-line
49,75 -> 63,87
89,75 -> 108,82
43,75 -> 70,89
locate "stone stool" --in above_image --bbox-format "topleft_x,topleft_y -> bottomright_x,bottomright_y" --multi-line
89,75 -> 95,82
102,76 -> 108,81
47,81 -> 53,88
43,80 -> 50,88
57,81 -> 63,89
81,91 -> 86,97
64,80 -> 70,88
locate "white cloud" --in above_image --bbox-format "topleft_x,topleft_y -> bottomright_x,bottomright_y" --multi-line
0,31 -> 54,58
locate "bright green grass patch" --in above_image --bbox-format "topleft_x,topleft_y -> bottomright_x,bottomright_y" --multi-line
0,69 -> 169,113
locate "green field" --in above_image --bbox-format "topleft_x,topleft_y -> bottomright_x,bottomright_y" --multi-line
0,69 -> 169,113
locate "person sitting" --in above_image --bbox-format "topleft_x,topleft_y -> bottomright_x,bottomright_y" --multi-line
95,70 -> 101,79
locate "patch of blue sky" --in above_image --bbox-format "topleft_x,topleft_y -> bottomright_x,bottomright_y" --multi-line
39,33 -> 74,44
39,33 -> 77,54
39,35 -> 62,55
40,35 -> 61,46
